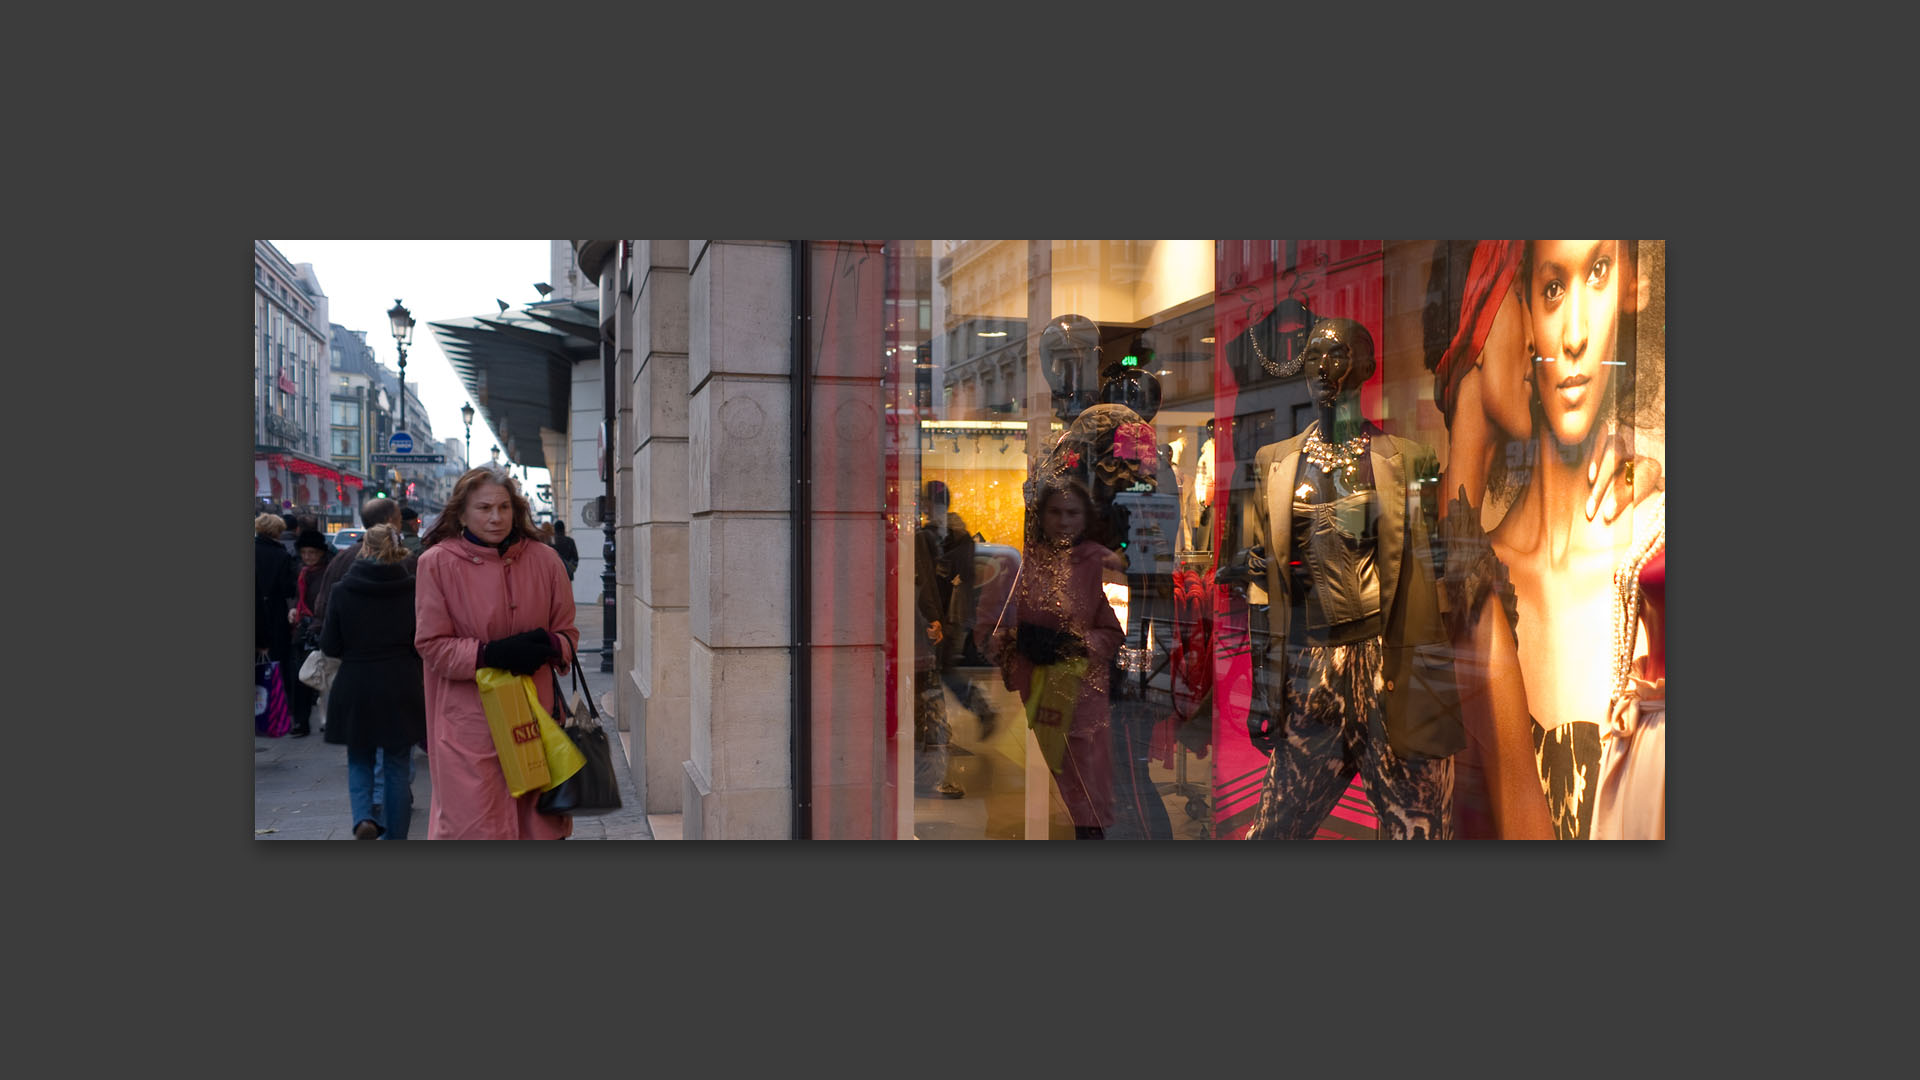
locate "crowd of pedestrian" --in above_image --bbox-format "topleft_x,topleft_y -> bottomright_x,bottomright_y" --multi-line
254,465 -> 580,840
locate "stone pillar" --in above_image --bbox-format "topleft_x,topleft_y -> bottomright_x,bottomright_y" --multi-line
804,241 -> 891,838
631,241 -> 692,817
686,240 -> 793,839
614,258 -> 637,731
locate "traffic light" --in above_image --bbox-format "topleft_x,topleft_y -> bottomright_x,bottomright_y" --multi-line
372,489 -> 388,499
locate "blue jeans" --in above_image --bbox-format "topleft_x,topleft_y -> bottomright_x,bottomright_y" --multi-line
370,746 -> 417,803
349,744 -> 414,839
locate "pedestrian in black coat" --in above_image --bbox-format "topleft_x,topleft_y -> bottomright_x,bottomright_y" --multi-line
320,524 -> 428,839
312,496 -> 414,628
287,529 -> 333,737
255,514 -> 298,715
550,520 -> 580,581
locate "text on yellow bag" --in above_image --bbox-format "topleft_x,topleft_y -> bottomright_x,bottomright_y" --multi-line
476,667 -> 587,798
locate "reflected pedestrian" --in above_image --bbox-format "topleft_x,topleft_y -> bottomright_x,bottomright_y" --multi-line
977,477 -> 1125,838
918,482 -> 997,736
913,521 -> 963,799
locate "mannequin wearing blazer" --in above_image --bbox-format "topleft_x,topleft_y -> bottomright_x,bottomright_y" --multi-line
1241,318 -> 1463,840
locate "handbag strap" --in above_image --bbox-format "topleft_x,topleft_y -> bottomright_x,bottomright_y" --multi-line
560,633 -> 602,723
549,666 -> 572,723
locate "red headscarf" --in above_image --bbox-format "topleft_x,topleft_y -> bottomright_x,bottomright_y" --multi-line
1432,240 -> 1523,425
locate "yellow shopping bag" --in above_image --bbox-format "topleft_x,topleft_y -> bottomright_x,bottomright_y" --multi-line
476,668 -> 586,797
1024,657 -> 1087,775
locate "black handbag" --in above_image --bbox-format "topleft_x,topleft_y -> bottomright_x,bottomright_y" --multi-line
1015,621 -> 1080,666
536,640 -> 623,817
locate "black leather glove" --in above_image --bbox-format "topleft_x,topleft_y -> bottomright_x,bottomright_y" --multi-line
483,629 -> 556,675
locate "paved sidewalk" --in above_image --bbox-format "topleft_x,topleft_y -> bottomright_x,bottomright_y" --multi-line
254,599 -> 652,840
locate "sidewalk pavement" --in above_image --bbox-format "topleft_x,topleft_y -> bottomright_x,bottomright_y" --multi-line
254,599 -> 653,840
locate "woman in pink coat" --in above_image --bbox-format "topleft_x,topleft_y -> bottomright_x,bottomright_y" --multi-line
414,465 -> 579,839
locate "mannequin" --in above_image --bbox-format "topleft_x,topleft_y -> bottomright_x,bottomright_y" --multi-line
1183,420 -> 1215,552
1039,314 -> 1103,422
1240,318 -> 1463,839
1592,500 -> 1664,839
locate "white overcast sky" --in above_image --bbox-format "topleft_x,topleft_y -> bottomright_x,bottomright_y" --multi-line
269,239 -> 557,491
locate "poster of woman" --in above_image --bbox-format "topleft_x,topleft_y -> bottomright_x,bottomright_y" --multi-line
1208,239 -> 1665,840
1431,240 -> 1666,839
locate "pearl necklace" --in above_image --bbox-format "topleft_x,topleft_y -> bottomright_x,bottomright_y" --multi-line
1607,496 -> 1666,708
1302,428 -> 1371,482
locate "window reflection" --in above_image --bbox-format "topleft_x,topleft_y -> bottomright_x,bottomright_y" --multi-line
824,240 -> 1662,840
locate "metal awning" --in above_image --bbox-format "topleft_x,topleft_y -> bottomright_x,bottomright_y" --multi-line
428,299 -> 600,470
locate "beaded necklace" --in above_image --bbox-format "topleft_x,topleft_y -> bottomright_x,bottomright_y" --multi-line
1246,324 -> 1285,377
1302,427 -> 1371,485
1607,496 -> 1666,711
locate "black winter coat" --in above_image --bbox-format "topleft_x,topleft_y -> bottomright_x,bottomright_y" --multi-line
312,539 -> 416,626
551,535 -> 580,580
319,559 -> 427,751
255,536 -> 296,653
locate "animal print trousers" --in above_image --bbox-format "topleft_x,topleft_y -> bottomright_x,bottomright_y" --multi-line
1244,637 -> 1454,840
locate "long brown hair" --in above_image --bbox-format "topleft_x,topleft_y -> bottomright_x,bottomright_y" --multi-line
420,465 -> 552,550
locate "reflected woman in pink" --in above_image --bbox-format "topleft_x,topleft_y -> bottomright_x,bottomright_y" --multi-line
976,478 -> 1126,839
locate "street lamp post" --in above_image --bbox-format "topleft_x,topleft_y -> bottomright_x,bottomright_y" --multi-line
387,299 -> 415,503
461,402 -> 475,469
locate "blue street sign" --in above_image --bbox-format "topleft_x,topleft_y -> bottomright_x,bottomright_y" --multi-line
389,431 -> 414,453
371,452 -> 444,464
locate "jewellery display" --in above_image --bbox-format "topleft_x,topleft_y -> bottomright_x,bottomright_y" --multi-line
1302,428 -> 1372,484
1247,324 -> 1284,377
1607,497 -> 1666,710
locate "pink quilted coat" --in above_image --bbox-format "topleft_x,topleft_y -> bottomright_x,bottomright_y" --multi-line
414,534 -> 579,839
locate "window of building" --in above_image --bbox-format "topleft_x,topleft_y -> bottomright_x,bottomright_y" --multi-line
333,400 -> 360,427
803,239 -> 1667,841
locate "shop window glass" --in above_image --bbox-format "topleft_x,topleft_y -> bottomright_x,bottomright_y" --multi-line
808,241 -> 1666,841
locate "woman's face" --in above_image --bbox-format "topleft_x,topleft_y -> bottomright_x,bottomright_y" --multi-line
1526,240 -> 1619,447
462,482 -> 515,545
1042,490 -> 1088,543
1480,284 -> 1535,440
300,547 -> 323,567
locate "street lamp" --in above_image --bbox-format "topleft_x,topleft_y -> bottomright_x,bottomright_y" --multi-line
461,401 -> 475,468
491,444 -> 500,466
386,299 -> 415,432
387,299 -> 416,506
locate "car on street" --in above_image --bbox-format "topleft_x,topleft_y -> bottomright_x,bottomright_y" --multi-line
333,528 -> 365,551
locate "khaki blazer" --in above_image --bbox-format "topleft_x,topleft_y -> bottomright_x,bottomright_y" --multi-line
1248,425 -> 1465,759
